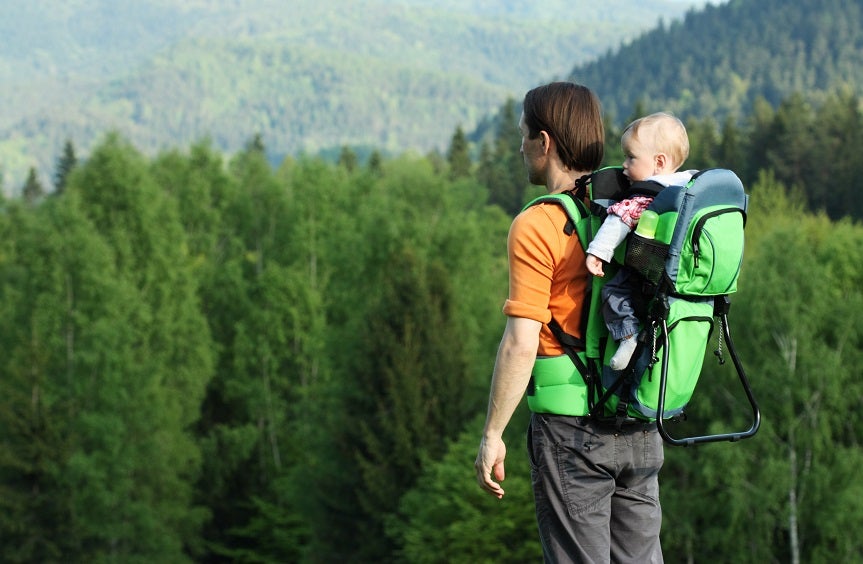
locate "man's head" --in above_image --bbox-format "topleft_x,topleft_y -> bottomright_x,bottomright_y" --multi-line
621,112 -> 689,182
520,82 -> 604,186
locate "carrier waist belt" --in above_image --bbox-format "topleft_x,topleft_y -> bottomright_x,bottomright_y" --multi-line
527,355 -> 590,416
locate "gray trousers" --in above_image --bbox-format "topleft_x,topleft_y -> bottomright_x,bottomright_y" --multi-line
528,413 -> 664,564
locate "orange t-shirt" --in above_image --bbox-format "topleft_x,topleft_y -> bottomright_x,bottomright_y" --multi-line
502,201 -> 589,356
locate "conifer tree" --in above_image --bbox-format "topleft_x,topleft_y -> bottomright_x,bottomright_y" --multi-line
602,112 -> 624,167
300,155 -> 505,561
717,115 -> 745,172
741,96 -> 776,185
338,145 -> 358,172
21,167 -> 44,205
764,93 -> 815,194
685,117 -> 719,170
807,89 -> 863,220
315,247 -> 471,561
446,125 -> 472,179
246,132 -> 266,154
479,98 -> 527,215
54,139 -> 77,194
368,149 -> 383,174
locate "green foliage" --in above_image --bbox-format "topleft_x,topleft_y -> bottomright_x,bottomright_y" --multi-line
65,134 -> 213,561
389,411 -> 541,564
477,98 -> 530,216
20,167 -> 44,205
447,125 -> 472,180
6,71 -> 863,562
0,132 -> 215,561
53,139 -> 77,194
294,154 -> 507,561
0,137 -> 213,561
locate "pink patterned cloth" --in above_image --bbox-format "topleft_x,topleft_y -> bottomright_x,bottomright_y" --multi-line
607,196 -> 655,229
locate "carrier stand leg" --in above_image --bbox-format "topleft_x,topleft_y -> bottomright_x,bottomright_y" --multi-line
655,296 -> 761,446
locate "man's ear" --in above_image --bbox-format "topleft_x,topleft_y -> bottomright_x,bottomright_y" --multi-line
540,130 -> 553,155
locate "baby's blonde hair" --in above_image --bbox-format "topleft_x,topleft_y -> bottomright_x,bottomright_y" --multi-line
622,112 -> 690,169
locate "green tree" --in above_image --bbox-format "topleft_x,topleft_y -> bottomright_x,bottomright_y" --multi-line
189,147 -> 333,562
368,149 -> 384,174
151,140 -> 232,260
0,197 -> 106,561
685,116 -> 719,170
740,96 -> 776,185
302,155 -> 507,561
246,132 -> 266,154
447,125 -> 472,180
63,133 -> 213,560
716,114 -> 745,171
807,89 -> 863,220
390,412 -> 541,564
54,139 -> 78,194
338,145 -> 358,172
21,167 -> 44,205
478,98 -> 529,216
602,111 -> 624,168
764,93 -> 815,196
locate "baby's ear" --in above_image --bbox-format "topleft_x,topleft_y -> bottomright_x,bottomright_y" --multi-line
654,152 -> 669,173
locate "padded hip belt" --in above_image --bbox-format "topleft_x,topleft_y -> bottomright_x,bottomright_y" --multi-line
527,355 -> 590,416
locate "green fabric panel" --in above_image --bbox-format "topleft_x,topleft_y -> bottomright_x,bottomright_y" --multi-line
675,207 -> 745,295
528,354 -> 590,416
635,299 -> 715,419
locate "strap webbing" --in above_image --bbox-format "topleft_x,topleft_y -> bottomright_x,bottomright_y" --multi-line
546,318 -> 587,378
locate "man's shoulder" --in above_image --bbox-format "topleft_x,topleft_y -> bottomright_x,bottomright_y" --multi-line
514,200 -> 571,231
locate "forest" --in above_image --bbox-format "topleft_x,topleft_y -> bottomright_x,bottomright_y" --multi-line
1,85 -> 862,563
571,0 -> 863,125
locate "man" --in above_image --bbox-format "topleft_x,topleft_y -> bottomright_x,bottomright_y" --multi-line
474,82 -> 664,563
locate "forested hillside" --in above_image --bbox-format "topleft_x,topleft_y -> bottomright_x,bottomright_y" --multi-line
0,0 -> 703,190
571,0 -> 863,123
3,85 -> 863,560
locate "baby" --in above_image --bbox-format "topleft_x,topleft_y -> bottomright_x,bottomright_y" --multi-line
586,112 -> 693,370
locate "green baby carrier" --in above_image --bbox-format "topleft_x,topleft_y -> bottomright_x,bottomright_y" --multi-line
524,167 -> 760,446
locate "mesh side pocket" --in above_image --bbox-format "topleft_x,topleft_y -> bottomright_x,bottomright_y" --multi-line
625,234 -> 668,283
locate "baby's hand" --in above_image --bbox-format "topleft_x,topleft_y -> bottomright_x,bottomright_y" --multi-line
586,254 -> 605,277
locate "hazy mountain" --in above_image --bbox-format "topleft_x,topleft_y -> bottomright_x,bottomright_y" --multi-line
0,0 -> 709,190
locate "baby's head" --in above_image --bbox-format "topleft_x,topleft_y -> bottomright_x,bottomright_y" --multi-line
621,112 -> 689,182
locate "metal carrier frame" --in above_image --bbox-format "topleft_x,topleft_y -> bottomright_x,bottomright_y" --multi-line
654,295 -> 761,446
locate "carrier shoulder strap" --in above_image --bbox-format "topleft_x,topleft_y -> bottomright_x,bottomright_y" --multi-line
520,168 -> 629,368
628,179 -> 665,198
523,190 -> 590,240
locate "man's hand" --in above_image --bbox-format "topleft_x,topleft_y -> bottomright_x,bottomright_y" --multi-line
475,435 -> 507,499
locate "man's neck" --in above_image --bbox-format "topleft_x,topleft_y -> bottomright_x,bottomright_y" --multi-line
547,169 -> 589,194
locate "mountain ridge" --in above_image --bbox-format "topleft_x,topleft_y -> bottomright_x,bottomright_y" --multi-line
0,0 -> 708,190
568,0 -> 863,123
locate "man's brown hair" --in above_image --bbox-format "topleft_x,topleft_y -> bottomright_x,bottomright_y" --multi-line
522,82 -> 605,172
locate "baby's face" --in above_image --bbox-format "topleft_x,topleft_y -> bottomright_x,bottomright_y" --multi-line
621,134 -> 656,182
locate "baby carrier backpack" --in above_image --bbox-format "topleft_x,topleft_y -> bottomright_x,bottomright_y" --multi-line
524,167 -> 760,446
